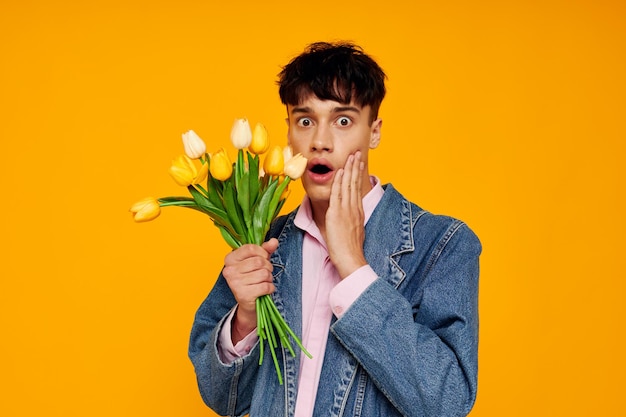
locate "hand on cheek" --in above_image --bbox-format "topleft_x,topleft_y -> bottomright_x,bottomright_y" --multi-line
325,151 -> 368,279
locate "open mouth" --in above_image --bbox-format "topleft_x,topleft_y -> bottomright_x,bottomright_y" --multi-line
310,164 -> 332,175
307,159 -> 335,183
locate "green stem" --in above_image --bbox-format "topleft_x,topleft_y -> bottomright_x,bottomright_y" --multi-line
257,298 -> 264,366
157,200 -> 196,207
263,296 -> 295,357
266,296 -> 312,359
258,299 -> 283,384
194,183 -> 209,197
264,322 -> 283,385
262,301 -> 277,349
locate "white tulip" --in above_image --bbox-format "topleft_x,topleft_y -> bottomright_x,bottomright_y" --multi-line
283,153 -> 307,179
182,130 -> 207,159
230,118 -> 252,149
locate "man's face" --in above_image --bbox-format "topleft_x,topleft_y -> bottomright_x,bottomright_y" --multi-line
287,94 -> 382,206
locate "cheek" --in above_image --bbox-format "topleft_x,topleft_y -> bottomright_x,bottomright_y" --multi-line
287,131 -> 306,151
289,142 -> 306,156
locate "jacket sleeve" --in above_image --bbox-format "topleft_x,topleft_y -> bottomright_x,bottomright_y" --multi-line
188,272 -> 261,417
330,221 -> 481,417
188,215 -> 291,416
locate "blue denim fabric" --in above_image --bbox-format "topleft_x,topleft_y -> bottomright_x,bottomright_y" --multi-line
188,184 -> 481,417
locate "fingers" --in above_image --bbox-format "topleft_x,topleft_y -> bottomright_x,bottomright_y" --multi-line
227,238 -> 277,282
224,244 -> 274,280
346,152 -> 363,208
341,155 -> 353,207
221,240 -> 279,340
329,167 -> 343,208
329,151 -> 364,209
339,152 -> 364,217
225,243 -> 267,264
223,243 -> 277,303
325,151 -> 367,279
261,237 -> 279,255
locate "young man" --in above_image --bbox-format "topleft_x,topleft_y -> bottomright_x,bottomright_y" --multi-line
189,42 -> 481,417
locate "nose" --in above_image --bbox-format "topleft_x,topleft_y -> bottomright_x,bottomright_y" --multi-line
311,124 -> 332,152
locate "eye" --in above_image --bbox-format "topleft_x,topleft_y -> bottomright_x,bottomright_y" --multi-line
297,117 -> 312,127
337,116 -> 352,127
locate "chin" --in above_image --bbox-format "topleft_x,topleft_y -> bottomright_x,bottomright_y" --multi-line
302,181 -> 331,204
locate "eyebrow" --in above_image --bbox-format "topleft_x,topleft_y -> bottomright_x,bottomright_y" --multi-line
290,105 -> 362,115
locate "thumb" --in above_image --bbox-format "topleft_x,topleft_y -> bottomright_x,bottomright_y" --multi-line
261,237 -> 279,255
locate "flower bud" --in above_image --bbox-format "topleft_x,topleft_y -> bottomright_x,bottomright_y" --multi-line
169,155 -> 198,186
230,118 -> 252,149
263,145 -> 284,176
130,197 -> 161,222
283,153 -> 307,179
210,148 -> 233,181
182,130 -> 207,159
249,123 -> 270,155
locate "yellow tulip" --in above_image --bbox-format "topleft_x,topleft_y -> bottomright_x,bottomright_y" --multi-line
182,130 -> 207,159
169,155 -> 197,186
249,122 -> 270,155
283,153 -> 307,179
169,154 -> 208,186
195,159 -> 209,184
230,118 -> 252,149
130,197 -> 161,222
263,145 -> 284,176
210,148 -> 233,181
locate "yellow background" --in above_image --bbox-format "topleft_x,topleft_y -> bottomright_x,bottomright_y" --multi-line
1,0 -> 624,415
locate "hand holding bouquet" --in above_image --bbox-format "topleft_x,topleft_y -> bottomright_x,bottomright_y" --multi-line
130,119 -> 311,384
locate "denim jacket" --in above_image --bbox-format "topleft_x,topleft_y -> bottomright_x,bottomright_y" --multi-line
189,184 -> 481,417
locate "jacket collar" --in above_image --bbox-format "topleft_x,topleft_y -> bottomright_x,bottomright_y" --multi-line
363,183 -> 416,288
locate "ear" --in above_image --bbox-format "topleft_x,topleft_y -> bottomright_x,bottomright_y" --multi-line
369,118 -> 382,149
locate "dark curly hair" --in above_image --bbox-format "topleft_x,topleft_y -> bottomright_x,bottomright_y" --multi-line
278,42 -> 387,124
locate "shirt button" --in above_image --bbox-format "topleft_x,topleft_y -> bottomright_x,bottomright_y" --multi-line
334,306 -> 344,316
245,346 -> 251,353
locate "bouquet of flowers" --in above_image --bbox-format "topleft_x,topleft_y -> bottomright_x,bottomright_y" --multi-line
130,119 -> 311,384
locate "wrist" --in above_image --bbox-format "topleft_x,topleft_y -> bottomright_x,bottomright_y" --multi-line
336,257 -> 367,279
232,306 -> 256,343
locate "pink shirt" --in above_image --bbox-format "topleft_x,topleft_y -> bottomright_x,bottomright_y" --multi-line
219,177 -> 384,417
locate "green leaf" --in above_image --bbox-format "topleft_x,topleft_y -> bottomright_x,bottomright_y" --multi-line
188,184 -> 210,207
206,157 -> 224,198
237,172 -> 252,240
237,171 -> 251,227
157,196 -> 195,203
207,181 -> 225,211
248,153 -> 260,207
218,224 -> 242,249
273,198 -> 287,220
251,179 -> 278,244
186,186 -> 241,240
265,177 -> 291,229
222,181 -> 246,240
236,149 -> 245,183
